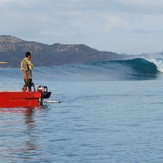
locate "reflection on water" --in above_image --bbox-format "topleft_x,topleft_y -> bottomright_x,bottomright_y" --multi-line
23,109 -> 37,154
0,107 -> 44,162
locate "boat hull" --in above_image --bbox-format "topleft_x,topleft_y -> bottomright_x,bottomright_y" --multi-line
0,91 -> 42,108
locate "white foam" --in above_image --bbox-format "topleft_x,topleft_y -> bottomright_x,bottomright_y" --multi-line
147,58 -> 163,72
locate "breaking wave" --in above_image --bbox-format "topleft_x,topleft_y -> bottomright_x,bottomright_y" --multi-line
1,58 -> 163,81
34,58 -> 162,81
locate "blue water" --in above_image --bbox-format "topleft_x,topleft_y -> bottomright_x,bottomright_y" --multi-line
0,58 -> 163,162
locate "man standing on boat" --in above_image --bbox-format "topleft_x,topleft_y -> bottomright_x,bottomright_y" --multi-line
20,52 -> 34,92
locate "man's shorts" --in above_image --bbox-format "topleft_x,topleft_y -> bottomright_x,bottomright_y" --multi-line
24,78 -> 32,88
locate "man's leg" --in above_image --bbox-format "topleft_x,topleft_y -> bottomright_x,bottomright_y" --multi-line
22,79 -> 27,92
27,79 -> 32,91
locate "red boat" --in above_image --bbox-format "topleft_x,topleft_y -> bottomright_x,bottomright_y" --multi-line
0,85 -> 51,108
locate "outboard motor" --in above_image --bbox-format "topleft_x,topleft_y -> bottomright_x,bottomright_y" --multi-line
37,85 -> 52,105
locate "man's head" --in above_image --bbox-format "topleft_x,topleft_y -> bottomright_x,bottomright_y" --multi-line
26,52 -> 31,59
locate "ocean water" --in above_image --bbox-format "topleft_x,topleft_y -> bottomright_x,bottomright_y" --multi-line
0,58 -> 163,163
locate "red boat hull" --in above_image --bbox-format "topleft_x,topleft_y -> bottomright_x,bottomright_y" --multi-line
0,91 -> 42,108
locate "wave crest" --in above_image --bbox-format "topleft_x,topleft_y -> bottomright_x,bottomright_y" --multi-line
1,58 -> 162,81
34,58 -> 160,81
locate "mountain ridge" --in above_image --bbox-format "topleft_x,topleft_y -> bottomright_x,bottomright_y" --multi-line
0,35 -> 124,67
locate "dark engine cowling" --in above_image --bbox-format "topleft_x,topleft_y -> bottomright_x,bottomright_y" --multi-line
37,85 -> 51,99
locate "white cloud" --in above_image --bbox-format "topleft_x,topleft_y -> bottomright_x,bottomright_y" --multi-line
0,0 -> 163,53
119,0 -> 163,7
0,0 -> 10,5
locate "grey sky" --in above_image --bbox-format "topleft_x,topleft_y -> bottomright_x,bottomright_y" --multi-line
1,0 -> 163,54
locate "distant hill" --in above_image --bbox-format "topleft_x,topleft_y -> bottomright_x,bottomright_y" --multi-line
0,35 -> 125,67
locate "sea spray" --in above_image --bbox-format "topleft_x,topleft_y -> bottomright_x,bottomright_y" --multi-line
147,58 -> 163,72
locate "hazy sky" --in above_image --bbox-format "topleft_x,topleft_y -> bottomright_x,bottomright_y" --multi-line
1,0 -> 163,54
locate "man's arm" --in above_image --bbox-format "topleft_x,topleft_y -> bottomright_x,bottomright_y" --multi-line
23,70 -> 28,80
22,61 -> 28,80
